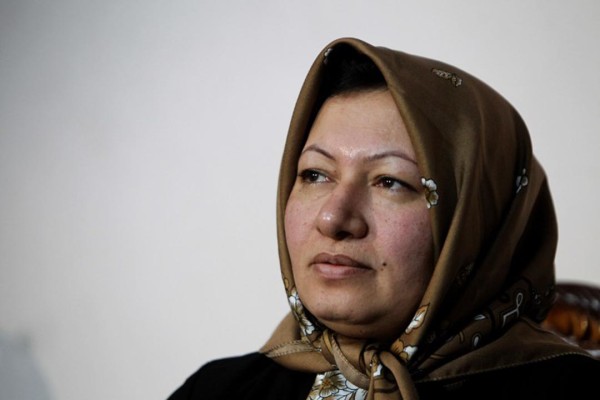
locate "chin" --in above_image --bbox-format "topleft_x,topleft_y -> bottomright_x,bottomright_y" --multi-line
329,324 -> 374,340
309,306 -> 407,342
321,320 -> 398,342
309,310 -> 388,341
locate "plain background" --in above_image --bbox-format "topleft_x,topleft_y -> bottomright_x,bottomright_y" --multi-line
1,1 -> 599,399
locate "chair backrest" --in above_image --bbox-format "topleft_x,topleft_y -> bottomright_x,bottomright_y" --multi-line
542,282 -> 600,358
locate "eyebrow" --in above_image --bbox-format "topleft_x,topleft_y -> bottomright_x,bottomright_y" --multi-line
301,144 -> 417,165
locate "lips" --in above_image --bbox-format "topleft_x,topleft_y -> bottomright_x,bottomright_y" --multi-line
312,253 -> 370,270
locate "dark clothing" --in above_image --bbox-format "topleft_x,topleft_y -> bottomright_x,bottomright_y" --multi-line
167,353 -> 312,400
167,351 -> 600,399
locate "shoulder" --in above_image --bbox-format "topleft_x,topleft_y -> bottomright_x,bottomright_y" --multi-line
493,353 -> 600,394
166,352 -> 314,400
418,353 -> 600,399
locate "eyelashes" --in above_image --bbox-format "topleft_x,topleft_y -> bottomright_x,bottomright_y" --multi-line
374,176 -> 412,191
298,169 -> 415,192
299,169 -> 329,184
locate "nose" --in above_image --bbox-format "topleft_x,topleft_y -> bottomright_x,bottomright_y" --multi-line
316,183 -> 368,240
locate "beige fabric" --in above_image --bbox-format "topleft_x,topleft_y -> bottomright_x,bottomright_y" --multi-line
261,37 -> 589,399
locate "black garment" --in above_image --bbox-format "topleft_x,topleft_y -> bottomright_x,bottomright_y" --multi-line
167,352 -> 600,400
167,352 -> 313,400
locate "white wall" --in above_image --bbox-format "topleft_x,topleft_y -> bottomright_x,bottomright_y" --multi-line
0,1 -> 598,399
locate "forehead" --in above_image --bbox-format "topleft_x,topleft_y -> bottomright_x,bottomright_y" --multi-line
304,90 -> 415,159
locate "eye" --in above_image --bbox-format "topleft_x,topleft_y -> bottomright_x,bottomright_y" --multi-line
375,176 -> 410,191
299,169 -> 329,184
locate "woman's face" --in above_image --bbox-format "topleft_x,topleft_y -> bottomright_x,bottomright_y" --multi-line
284,89 -> 434,341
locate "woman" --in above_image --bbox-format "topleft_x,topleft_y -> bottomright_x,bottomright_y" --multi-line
168,38 -> 599,399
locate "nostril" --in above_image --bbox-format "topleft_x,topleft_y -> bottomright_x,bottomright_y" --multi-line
334,230 -> 352,240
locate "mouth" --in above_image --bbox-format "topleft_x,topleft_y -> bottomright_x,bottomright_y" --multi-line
310,252 -> 371,279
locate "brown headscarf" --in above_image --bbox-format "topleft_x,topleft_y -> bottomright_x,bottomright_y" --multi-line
261,37 -> 587,399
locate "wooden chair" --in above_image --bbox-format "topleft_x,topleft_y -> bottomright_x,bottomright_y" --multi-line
542,282 -> 600,358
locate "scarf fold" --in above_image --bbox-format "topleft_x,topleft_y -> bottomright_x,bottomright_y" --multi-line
261,37 -> 591,399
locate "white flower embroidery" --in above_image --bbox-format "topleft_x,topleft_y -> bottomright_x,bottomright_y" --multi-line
431,68 -> 463,87
421,177 -> 439,208
406,304 -> 428,334
288,288 -> 316,336
402,345 -> 418,360
516,168 -> 529,193
471,333 -> 482,348
308,370 -> 367,400
396,340 -> 419,361
372,363 -> 384,378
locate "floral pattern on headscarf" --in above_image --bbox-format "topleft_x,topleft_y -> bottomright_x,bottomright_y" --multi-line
516,168 -> 529,193
421,177 -> 439,208
405,304 -> 429,335
308,370 -> 367,400
288,287 -> 317,337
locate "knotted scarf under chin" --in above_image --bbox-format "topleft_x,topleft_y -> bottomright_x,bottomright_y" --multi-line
321,331 -> 418,400
261,315 -> 419,400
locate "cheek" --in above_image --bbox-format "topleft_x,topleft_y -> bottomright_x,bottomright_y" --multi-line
379,207 -> 433,274
284,195 -> 316,294
284,195 -> 310,259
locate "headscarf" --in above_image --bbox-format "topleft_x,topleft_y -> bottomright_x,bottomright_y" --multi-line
261,37 -> 588,399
